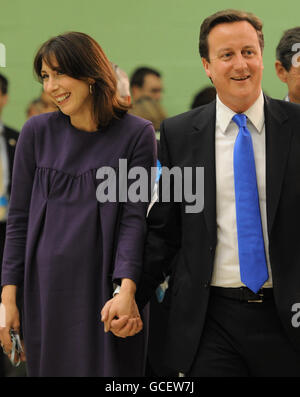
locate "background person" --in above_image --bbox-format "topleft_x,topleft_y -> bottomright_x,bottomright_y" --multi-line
190,86 -> 216,109
111,63 -> 131,105
130,67 -> 164,104
0,74 -> 19,377
0,32 -> 156,377
275,27 -> 300,103
26,91 -> 57,119
26,97 -> 45,119
128,96 -> 166,136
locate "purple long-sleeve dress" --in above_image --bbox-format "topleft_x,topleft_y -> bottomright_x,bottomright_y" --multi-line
1,111 -> 156,377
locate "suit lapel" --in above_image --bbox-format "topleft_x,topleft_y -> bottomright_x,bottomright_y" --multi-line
184,96 -> 290,247
189,101 -> 217,244
264,96 -> 291,235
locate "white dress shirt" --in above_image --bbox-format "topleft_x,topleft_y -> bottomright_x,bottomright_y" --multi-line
211,91 -> 272,288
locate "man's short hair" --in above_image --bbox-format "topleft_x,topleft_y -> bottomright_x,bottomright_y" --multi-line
0,73 -> 8,95
130,67 -> 161,88
276,27 -> 300,71
199,9 -> 264,62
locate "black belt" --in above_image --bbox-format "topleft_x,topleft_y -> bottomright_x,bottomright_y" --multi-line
210,286 -> 273,303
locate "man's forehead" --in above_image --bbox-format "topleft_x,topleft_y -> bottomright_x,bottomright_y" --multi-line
209,22 -> 259,41
143,74 -> 162,87
207,22 -> 261,51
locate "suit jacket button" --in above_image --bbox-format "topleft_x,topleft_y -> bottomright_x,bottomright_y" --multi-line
204,282 -> 210,288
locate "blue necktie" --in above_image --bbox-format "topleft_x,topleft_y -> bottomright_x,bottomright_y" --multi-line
233,114 -> 268,293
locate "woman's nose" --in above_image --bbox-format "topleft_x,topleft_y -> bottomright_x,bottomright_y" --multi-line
45,76 -> 59,94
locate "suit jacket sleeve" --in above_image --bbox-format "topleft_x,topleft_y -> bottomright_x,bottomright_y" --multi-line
136,121 -> 181,307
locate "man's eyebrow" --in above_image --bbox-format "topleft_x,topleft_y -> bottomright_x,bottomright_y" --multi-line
217,47 -> 233,53
216,45 -> 257,54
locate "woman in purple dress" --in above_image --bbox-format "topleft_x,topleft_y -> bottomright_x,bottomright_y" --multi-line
0,32 -> 156,376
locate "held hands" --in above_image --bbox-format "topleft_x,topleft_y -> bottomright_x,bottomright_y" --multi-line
101,279 -> 143,338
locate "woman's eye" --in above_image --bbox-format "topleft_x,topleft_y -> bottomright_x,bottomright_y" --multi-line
41,74 -> 48,80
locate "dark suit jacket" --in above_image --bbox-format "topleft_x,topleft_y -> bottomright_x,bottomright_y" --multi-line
0,124 -> 19,268
137,95 -> 300,373
0,125 -> 19,342
1,125 -> 18,195
0,124 -> 18,245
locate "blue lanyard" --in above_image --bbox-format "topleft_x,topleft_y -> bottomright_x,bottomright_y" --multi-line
156,159 -> 162,183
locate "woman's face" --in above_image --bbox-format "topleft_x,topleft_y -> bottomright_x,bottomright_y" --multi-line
41,57 -> 93,123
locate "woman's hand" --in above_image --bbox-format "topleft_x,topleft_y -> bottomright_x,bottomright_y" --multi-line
0,302 -> 26,364
0,286 -> 26,364
101,278 -> 143,338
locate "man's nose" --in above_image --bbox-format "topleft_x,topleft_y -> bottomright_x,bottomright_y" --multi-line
233,54 -> 248,71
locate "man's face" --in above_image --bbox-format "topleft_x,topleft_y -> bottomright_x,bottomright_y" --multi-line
132,74 -> 163,101
202,21 -> 264,113
275,61 -> 300,104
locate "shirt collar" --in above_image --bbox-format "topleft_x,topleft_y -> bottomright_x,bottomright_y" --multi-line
284,94 -> 290,102
216,90 -> 265,135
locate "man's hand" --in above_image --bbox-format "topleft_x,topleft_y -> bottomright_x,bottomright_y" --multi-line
101,279 -> 143,338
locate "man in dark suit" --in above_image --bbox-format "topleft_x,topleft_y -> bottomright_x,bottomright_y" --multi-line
0,73 -> 19,377
275,27 -> 300,104
136,10 -> 300,376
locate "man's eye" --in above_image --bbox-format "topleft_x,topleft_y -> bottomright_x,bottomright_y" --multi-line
221,53 -> 232,59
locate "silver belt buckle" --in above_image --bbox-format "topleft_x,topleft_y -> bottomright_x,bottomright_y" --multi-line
248,292 -> 263,303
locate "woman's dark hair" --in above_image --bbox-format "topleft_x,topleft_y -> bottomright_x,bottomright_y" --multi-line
199,9 -> 264,62
34,32 -> 129,127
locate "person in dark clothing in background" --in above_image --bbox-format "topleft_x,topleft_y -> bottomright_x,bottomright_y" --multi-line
0,74 -> 19,377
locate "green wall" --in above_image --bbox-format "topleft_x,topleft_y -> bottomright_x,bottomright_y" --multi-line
1,0 -> 300,131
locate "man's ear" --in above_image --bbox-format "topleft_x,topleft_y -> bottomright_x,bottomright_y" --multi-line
275,60 -> 288,83
130,85 -> 141,101
202,57 -> 212,79
0,93 -> 8,110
